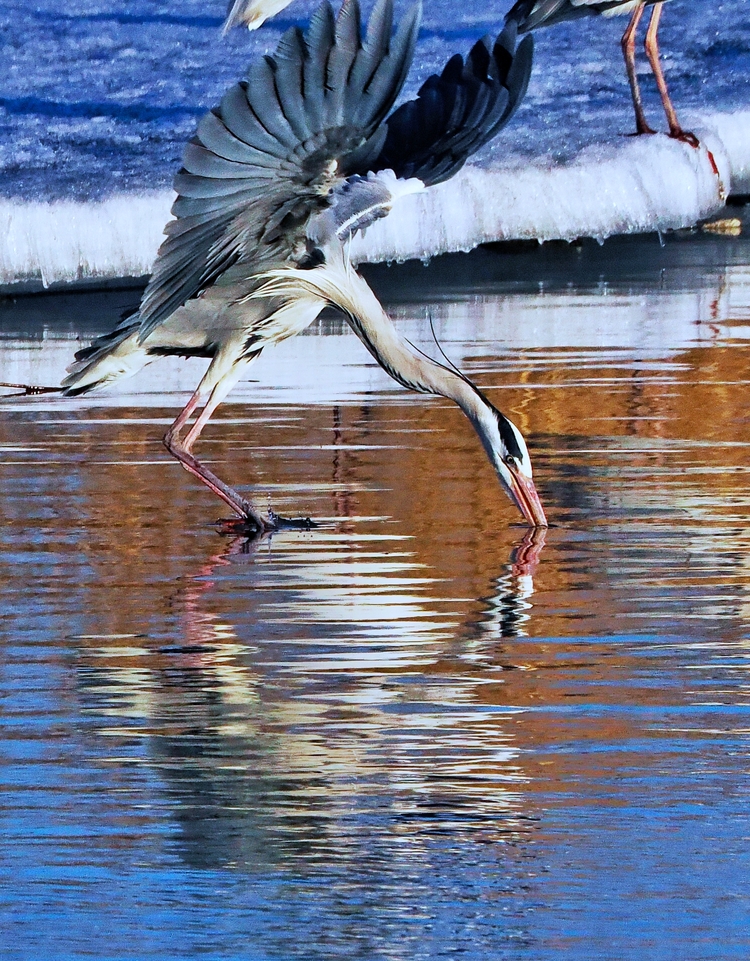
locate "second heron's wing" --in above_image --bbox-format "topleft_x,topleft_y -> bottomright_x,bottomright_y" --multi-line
138,0 -> 420,341
371,24 -> 533,186
504,0 -> 642,32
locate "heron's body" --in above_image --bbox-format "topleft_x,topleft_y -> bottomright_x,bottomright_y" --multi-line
64,0 -> 547,531
505,0 -> 668,32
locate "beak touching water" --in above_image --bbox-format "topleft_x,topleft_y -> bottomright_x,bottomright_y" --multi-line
508,461 -> 548,528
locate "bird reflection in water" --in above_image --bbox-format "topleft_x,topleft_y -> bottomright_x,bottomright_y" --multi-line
457,527 -> 547,649
171,522 -> 547,690
67,513 -> 548,879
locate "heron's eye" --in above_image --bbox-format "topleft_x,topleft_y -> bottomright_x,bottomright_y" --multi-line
504,455 -> 517,468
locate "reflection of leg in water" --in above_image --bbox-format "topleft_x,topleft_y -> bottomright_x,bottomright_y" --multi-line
170,534 -> 261,655
172,521 -> 315,658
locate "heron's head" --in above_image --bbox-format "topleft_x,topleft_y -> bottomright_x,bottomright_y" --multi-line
472,398 -> 548,528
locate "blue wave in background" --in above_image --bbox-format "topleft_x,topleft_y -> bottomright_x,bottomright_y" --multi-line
1,0 -> 748,200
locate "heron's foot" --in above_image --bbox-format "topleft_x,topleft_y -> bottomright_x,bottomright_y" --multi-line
217,510 -> 317,537
217,516 -> 265,537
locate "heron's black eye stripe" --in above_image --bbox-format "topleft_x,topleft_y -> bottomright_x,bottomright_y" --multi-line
493,408 -> 524,461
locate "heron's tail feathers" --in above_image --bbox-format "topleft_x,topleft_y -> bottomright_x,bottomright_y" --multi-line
61,321 -> 147,396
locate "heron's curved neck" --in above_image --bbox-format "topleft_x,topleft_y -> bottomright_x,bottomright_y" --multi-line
256,252 -> 490,421
331,262 -> 487,419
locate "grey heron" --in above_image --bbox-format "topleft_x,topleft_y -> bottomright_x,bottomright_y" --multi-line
505,0 -> 697,144
63,0 -> 546,532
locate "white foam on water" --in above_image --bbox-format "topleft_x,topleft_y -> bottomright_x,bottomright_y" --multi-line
0,110 -> 747,290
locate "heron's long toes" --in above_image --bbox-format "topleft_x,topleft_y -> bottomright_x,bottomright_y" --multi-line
629,125 -> 657,138
267,510 -> 317,531
216,512 -> 270,537
670,130 -> 701,150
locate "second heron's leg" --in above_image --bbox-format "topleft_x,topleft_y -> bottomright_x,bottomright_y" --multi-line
621,2 -> 656,136
644,3 -> 699,147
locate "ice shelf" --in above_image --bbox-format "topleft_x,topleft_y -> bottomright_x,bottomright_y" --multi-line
1,110 -> 748,291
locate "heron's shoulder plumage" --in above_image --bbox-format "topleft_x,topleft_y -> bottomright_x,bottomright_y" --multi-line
305,168 -> 424,250
137,0 -> 421,342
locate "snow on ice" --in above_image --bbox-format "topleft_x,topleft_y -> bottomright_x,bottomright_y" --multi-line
1,114 -> 747,288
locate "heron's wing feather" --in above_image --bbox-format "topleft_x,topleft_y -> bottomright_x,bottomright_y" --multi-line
513,0 -> 569,29
372,26 -> 533,187
138,0 -> 421,341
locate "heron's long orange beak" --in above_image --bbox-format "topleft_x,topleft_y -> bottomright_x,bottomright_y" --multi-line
508,465 -> 548,528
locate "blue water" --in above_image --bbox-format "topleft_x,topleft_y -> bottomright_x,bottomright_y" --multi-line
1,0 -> 749,200
2,232 -> 750,957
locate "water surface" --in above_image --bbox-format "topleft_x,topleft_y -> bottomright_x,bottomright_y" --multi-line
2,231 -> 750,959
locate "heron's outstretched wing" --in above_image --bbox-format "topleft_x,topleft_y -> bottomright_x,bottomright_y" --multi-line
372,24 -> 534,186
138,0 -> 420,341
303,22 -> 533,253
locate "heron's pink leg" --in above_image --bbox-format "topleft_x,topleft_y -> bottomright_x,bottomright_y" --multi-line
166,385 -> 206,439
621,2 -> 656,136
644,3 -> 699,147
164,357 -> 272,530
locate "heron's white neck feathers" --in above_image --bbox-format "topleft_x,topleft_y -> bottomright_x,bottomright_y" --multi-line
254,251 -> 487,421
253,252 -> 544,524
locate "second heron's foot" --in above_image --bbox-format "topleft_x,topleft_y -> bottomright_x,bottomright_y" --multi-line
628,124 -> 657,138
669,128 -> 700,149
